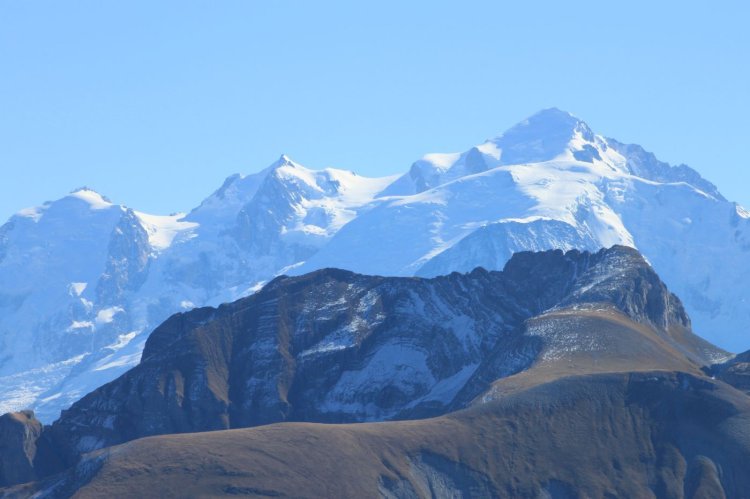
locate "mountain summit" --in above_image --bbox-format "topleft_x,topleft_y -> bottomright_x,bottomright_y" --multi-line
488,107 -> 595,162
0,109 -> 748,422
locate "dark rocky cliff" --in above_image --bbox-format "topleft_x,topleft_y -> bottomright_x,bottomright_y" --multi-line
0,411 -> 42,487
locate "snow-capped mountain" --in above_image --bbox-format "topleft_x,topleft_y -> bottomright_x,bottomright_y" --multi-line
0,160 -> 397,421
297,109 -> 750,348
1,108 -> 748,421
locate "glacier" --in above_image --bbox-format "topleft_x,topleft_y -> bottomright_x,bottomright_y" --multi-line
0,108 -> 748,421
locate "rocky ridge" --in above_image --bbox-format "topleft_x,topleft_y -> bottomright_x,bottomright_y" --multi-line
0,246 -> 728,490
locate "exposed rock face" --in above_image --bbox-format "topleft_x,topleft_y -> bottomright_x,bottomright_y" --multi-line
32,246 -> 716,474
0,220 -> 12,265
0,411 -> 42,486
95,208 -> 151,307
234,162 -> 321,261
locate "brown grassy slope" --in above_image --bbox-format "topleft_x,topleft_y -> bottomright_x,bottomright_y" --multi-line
17,370 -> 750,499
450,306 -> 713,410
471,308 -> 706,401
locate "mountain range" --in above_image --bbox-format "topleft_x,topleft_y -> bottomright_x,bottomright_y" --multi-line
1,108 -> 748,423
2,246 -> 749,497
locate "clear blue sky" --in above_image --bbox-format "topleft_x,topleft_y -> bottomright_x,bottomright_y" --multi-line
1,1 -> 748,221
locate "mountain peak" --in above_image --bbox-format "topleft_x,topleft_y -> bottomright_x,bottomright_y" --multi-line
66,187 -> 115,210
529,107 -> 578,120
475,108 -> 597,166
14,187 -> 116,222
69,186 -> 108,196
275,154 -> 298,168
497,107 -> 592,142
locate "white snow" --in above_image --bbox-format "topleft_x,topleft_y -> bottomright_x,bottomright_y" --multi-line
276,262 -> 306,275
96,307 -> 124,325
0,354 -> 87,417
476,141 -> 502,160
246,281 -> 267,294
275,161 -> 322,191
299,339 -> 353,357
104,331 -> 137,352
421,152 -> 462,170
93,351 -> 142,372
69,282 -> 88,296
278,164 -> 399,240
134,211 -> 198,251
68,189 -> 113,210
67,321 -> 94,331
16,206 -> 45,222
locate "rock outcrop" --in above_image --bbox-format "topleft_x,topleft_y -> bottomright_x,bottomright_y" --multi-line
0,411 -> 42,486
